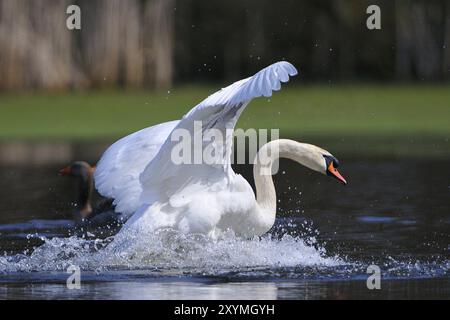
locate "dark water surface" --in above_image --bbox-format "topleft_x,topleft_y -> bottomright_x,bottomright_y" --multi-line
0,140 -> 449,299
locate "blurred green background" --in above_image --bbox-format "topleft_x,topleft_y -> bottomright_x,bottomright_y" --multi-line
1,85 -> 450,138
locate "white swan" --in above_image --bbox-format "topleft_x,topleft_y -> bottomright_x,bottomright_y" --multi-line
94,61 -> 346,237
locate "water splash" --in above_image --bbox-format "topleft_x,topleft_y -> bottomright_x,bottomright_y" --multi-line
1,218 -> 448,281
0,226 -> 342,275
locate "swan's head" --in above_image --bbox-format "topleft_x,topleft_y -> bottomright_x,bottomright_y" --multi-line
59,161 -> 95,178
284,142 -> 347,185
322,153 -> 347,185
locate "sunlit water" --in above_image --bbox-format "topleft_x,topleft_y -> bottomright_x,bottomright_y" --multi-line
0,144 -> 449,299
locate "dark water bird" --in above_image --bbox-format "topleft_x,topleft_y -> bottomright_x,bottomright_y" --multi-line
59,161 -> 123,230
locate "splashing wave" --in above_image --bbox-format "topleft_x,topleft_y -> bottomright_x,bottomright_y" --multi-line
0,227 -> 343,275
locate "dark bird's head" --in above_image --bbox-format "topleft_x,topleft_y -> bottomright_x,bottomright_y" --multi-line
59,161 -> 95,179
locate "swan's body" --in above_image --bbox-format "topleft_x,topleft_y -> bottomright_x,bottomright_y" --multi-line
94,62 -> 346,237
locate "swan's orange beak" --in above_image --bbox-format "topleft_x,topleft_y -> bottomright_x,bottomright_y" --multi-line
327,162 -> 347,185
59,166 -> 72,176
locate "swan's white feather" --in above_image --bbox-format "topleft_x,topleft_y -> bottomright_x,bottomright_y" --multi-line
94,61 -> 297,234
94,120 -> 179,216
139,61 -> 297,200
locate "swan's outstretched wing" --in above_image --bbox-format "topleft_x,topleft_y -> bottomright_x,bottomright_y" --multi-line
94,120 -> 179,216
138,61 -> 297,207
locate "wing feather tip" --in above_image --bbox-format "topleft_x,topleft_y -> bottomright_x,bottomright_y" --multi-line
275,60 -> 298,77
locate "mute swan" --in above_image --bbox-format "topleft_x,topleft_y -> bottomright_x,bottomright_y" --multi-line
94,61 -> 346,237
59,161 -> 124,227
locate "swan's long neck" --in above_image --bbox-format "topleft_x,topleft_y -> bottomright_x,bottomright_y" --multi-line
253,139 -> 323,215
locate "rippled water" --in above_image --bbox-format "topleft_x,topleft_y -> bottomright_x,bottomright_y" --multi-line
0,144 -> 449,299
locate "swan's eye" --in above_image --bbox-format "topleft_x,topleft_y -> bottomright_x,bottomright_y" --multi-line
333,158 -> 340,168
